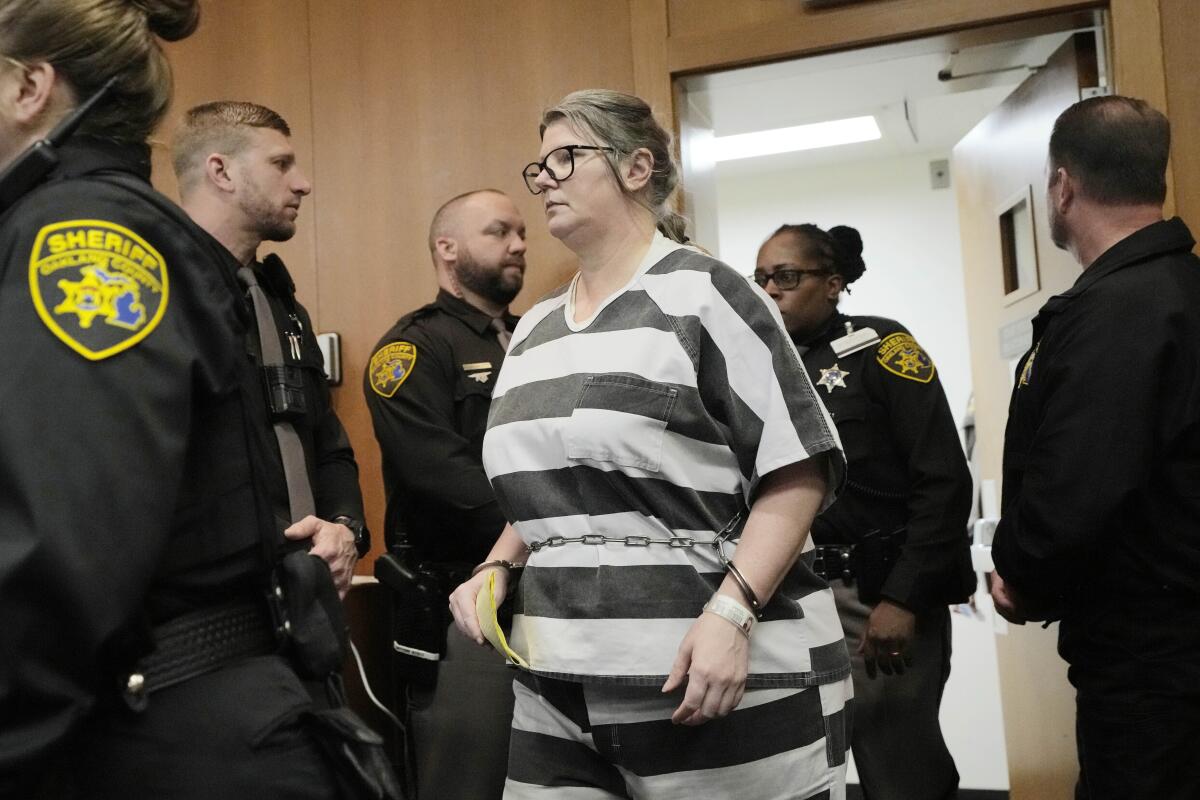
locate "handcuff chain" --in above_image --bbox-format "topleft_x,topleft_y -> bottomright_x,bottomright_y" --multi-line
527,510 -> 745,555
713,509 -> 745,567
528,534 -> 703,552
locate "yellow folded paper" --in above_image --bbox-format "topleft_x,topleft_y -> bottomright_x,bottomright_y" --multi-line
475,569 -> 529,669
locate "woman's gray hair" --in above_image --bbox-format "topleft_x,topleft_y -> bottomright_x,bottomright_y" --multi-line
540,89 -> 689,244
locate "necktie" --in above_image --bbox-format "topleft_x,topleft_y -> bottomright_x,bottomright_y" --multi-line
237,266 -> 316,523
490,316 -> 511,351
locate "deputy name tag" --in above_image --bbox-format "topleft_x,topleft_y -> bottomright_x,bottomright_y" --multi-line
831,326 -> 879,358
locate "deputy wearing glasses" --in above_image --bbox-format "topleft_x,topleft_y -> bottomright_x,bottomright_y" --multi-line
754,224 -> 973,800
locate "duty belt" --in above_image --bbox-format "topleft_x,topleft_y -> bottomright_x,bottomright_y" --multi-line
810,528 -> 907,586
122,599 -> 278,710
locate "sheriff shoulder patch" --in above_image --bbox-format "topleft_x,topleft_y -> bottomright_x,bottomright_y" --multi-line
876,332 -> 935,383
28,219 -> 169,360
369,341 -> 418,397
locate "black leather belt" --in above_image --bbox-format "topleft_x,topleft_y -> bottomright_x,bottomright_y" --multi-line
123,599 -> 278,709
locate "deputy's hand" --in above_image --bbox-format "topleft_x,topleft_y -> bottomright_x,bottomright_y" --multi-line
449,567 -> 509,647
989,571 -> 1027,625
662,607 -> 750,726
284,515 -> 357,598
859,599 -> 916,679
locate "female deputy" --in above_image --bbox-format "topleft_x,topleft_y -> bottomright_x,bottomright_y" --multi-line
450,89 -> 852,799
0,2 -> 345,797
754,224 -> 974,800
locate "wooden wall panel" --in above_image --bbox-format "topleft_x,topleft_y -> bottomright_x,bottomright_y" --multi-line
155,0 -> 319,302
1160,0 -> 1200,241
307,0 -> 637,561
1108,0 -> 1167,112
631,0 -> 673,124
666,0 -> 804,39
1108,0 -> 1175,217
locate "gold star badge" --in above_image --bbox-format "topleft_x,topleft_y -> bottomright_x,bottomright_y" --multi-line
896,350 -> 924,375
54,266 -> 145,329
817,363 -> 849,394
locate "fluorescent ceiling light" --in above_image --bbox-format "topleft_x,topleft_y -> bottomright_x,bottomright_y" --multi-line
711,116 -> 881,162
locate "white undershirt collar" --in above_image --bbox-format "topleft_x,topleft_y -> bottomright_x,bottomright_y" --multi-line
565,230 -> 690,331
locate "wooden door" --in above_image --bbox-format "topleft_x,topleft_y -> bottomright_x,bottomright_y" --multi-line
952,32 -> 1099,799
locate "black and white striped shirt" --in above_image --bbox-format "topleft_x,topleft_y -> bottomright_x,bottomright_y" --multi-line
483,233 -> 850,686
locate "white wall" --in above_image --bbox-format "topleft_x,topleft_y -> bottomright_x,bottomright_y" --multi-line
714,152 -> 973,433
714,152 -> 1010,791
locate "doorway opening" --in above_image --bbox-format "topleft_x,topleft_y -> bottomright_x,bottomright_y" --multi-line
676,10 -> 1109,797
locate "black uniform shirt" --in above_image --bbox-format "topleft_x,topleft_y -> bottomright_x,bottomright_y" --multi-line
799,313 -> 974,610
364,289 -> 516,562
992,218 -> 1200,694
246,254 -> 364,536
0,139 -> 276,784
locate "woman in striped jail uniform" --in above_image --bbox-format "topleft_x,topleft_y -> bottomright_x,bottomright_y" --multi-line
450,89 -> 853,800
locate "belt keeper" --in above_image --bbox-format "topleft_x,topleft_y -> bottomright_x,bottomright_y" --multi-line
726,560 -> 763,619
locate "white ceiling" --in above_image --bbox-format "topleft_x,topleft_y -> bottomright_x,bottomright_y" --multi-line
680,29 -> 1082,177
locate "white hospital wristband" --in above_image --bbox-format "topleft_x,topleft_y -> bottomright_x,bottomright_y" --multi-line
703,594 -> 756,639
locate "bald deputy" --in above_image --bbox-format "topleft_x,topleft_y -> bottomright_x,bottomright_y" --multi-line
365,189 -> 527,800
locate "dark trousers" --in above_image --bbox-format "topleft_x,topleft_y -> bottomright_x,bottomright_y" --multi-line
408,623 -> 515,800
832,580 -> 958,800
67,655 -> 340,799
1075,686 -> 1200,800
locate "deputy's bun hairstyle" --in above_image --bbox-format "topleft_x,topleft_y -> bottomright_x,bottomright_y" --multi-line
131,0 -> 201,41
828,225 -> 866,285
0,0 -> 201,143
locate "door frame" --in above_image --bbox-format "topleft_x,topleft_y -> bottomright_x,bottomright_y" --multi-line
632,0 -> 1177,218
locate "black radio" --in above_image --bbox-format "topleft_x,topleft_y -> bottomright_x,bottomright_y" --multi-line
263,364 -> 308,420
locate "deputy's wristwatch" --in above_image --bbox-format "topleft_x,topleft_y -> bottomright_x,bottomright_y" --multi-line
332,515 -> 370,558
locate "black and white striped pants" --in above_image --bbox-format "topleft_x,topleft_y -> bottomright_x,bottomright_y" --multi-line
503,670 -> 852,799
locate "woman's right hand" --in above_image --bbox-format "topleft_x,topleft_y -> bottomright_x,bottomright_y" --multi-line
662,604 -> 750,725
448,566 -> 509,646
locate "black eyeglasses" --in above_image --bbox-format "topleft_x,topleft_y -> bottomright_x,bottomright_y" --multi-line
751,266 -> 831,291
522,145 -> 614,195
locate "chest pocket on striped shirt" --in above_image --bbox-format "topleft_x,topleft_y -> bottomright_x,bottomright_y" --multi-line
565,374 -> 678,472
